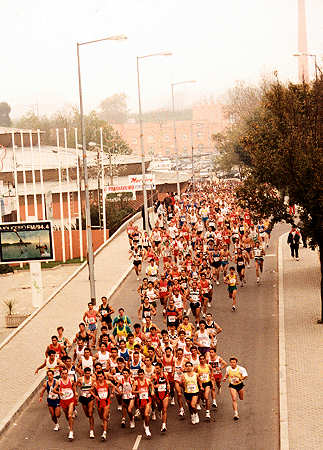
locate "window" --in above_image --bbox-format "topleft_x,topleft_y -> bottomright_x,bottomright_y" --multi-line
132,138 -> 137,145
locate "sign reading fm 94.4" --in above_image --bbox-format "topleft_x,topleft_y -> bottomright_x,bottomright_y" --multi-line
0,221 -> 54,263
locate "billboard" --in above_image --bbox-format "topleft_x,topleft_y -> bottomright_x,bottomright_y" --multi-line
0,221 -> 54,263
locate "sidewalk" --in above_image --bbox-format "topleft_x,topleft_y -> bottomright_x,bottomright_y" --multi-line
0,214 -> 144,433
281,239 -> 322,449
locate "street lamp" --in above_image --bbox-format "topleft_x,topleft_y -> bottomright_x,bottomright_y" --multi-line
137,52 -> 172,231
293,52 -> 319,81
77,34 -> 127,304
171,80 -> 196,197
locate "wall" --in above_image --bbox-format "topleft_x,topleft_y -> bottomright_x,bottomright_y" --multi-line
52,229 -> 108,261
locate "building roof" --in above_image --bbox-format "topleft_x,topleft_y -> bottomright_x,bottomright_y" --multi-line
0,127 -> 44,135
0,145 -> 151,172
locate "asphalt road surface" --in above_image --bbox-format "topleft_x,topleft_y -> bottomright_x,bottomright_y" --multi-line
0,225 -> 287,450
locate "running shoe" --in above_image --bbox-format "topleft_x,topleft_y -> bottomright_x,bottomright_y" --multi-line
232,305 -> 236,312
196,403 -> 201,410
207,302 -> 211,308
118,405 -> 122,411
89,430 -> 94,439
144,425 -> 151,438
195,413 -> 200,424
161,423 -> 167,433
53,423 -> 59,431
152,411 -> 156,421
68,431 -> 74,441
179,407 -> 185,418
191,414 -> 196,424
216,281 -> 220,285
205,410 -> 211,421
101,431 -> 107,441
130,419 -> 135,429
121,417 -> 126,428
233,412 -> 240,421
212,400 -> 217,408
170,397 -> 175,405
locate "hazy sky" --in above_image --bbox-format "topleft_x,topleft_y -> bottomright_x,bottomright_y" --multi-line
2,0 -> 322,118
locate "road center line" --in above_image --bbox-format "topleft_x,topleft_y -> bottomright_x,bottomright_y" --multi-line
132,434 -> 142,450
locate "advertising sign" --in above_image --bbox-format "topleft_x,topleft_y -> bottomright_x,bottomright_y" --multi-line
128,174 -> 155,187
105,185 -> 135,194
0,220 -> 54,263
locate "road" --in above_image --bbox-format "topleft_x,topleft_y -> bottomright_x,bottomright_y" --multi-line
0,226 -> 286,450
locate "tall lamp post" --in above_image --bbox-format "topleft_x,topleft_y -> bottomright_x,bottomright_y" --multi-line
77,34 -> 127,304
171,80 -> 196,197
293,52 -> 319,81
137,52 -> 172,231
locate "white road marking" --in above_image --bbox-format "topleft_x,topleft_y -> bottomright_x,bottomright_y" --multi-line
132,434 -> 142,450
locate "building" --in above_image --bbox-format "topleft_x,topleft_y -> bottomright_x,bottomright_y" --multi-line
112,101 -> 229,158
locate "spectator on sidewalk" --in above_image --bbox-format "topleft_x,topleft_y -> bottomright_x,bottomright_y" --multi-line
287,227 -> 301,260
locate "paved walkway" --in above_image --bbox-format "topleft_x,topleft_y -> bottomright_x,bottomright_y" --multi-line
0,215 -> 144,432
282,239 -> 322,449
0,264 -> 80,343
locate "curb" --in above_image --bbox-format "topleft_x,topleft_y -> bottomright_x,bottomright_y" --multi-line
278,233 -> 289,450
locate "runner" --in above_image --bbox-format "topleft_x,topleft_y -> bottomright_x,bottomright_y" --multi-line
91,371 -> 115,441
132,368 -> 155,438
76,367 -> 95,438
208,348 -> 227,408
153,362 -> 170,432
222,357 -> 248,420
181,361 -> 200,424
197,354 -> 212,421
253,240 -> 265,283
224,266 -> 239,311
52,367 -> 77,441
39,369 -> 61,431
117,367 -> 135,429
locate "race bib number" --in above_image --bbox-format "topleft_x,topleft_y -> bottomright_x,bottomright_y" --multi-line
187,383 -> 197,393
158,384 -> 167,392
98,389 -> 108,399
60,388 -> 73,400
168,316 -> 176,322
200,373 -> 208,382
139,392 -> 148,400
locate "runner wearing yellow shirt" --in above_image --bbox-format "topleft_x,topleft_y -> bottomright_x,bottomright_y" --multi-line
224,267 -> 239,311
181,361 -> 200,425
196,355 -> 212,421
222,357 -> 248,420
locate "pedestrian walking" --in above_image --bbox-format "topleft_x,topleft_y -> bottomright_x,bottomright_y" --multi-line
287,227 -> 301,260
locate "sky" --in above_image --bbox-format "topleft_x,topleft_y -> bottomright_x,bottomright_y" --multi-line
1,0 -> 322,118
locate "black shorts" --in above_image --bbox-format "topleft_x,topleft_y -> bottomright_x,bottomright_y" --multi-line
101,316 -> 112,325
190,301 -> 201,311
133,260 -> 142,267
213,262 -> 222,269
201,381 -> 212,389
154,241 -> 161,246
229,382 -> 244,391
237,265 -> 245,272
79,395 -> 94,405
184,392 -> 199,401
122,398 -> 134,406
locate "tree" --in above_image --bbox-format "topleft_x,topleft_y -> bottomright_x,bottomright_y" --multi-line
98,93 -> 128,123
235,75 -> 323,322
0,102 -> 12,126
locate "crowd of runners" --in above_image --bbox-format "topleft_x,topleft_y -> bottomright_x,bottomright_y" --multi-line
35,180 -> 272,442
